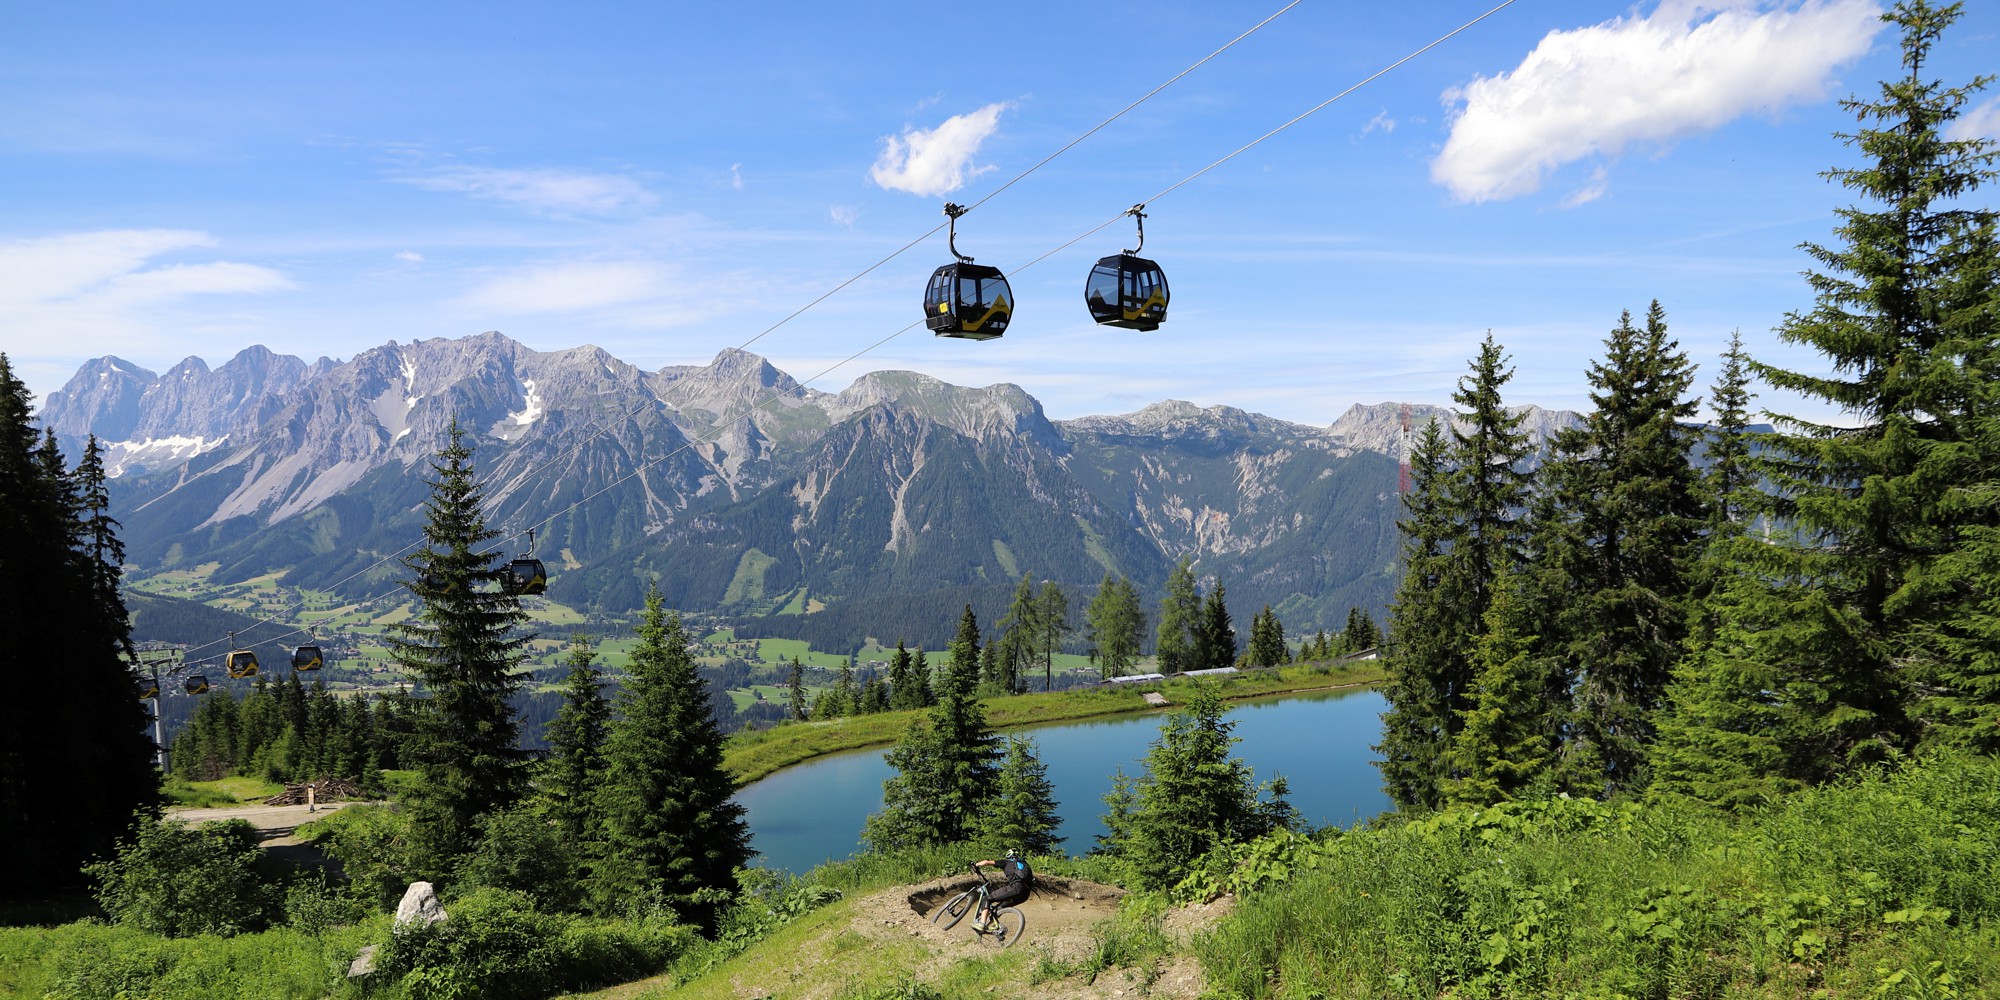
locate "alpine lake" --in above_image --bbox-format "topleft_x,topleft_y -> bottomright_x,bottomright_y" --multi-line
734,687 -> 1391,874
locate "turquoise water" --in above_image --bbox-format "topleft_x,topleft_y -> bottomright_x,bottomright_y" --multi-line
734,687 -> 1391,874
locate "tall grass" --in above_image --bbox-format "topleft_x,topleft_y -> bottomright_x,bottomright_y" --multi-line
1194,751 -> 2000,999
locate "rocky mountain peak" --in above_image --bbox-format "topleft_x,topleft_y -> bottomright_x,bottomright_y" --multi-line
42,356 -> 157,443
832,371 -> 1056,447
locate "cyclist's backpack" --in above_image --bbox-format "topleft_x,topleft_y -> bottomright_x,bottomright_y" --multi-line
1006,857 -> 1033,884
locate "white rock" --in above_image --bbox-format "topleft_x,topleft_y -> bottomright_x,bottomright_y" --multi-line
394,881 -> 448,928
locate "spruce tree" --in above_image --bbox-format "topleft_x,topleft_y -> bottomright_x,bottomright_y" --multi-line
1745,0 -> 1994,772
1648,553 -> 1807,808
595,586 -> 750,927
1532,303 -> 1705,793
1099,685 -> 1292,891
865,605 -> 1000,849
996,573 -> 1040,691
1377,418 -> 1456,809
786,656 -> 807,721
0,355 -> 157,899
1155,556 -> 1200,674
538,634 -> 611,846
1035,580 -> 1072,691
1084,573 -> 1146,678
1377,335 -> 1532,810
1445,568 -> 1555,806
979,737 -> 1062,856
1247,606 -> 1288,667
888,640 -> 927,710
387,418 -> 532,870
1194,582 -> 1236,670
1704,330 -> 1759,537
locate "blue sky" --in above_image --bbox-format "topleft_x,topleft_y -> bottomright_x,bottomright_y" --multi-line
4,0 -> 1996,427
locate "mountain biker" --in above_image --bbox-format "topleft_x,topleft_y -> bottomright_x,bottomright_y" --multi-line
974,849 -> 1032,931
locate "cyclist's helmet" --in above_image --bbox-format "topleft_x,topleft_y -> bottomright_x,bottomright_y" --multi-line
1004,848 -> 1020,861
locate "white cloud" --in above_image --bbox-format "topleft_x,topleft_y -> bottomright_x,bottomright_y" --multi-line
1362,110 -> 1396,136
0,230 -> 292,392
0,228 -> 289,317
394,250 -> 425,263
398,166 -> 657,216
1432,0 -> 1886,203
869,102 -> 1011,196
1947,96 -> 2000,141
830,205 -> 858,227
456,260 -> 672,314
730,163 -> 745,190
1561,166 -> 1611,208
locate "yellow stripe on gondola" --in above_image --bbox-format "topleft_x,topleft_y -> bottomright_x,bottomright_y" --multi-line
962,295 -> 1011,333
1123,288 -> 1167,322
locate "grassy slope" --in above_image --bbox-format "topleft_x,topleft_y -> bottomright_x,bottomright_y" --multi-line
721,660 -> 1387,785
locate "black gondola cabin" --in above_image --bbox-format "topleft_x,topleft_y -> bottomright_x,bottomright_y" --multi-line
225,649 -> 259,679
1085,253 -> 1169,331
292,645 -> 323,671
506,557 -> 548,596
924,263 -> 1013,340
185,675 -> 210,695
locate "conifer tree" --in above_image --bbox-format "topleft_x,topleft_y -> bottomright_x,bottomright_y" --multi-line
387,419 -> 532,870
979,737 -> 1062,856
0,355 -> 157,898
1704,331 -> 1759,538
1035,580 -> 1072,691
1099,685 -> 1292,891
912,647 -> 933,704
538,634 -> 611,846
1377,336 -> 1532,810
1084,574 -> 1146,678
1744,0 -> 1994,772
1649,554 -> 1806,809
786,656 -> 807,721
1531,303 -> 1705,793
865,605 -> 1000,849
1247,606 -> 1288,667
887,640 -> 925,710
1193,582 -> 1236,671
1155,556 -> 1199,674
1445,569 -> 1555,806
996,573 -> 1040,690
1342,608 -> 1380,653
595,587 -> 750,927
1377,419 -> 1456,810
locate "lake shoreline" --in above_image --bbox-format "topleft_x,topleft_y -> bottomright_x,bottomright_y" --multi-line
723,662 -> 1388,786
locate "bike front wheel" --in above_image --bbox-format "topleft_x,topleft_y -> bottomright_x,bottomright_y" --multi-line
987,907 -> 1026,948
931,888 -> 978,930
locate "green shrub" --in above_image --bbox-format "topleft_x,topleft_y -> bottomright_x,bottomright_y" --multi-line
378,886 -> 694,1000
20,918 -> 380,1000
86,817 -> 275,938
454,806 -> 585,912
298,803 -> 417,911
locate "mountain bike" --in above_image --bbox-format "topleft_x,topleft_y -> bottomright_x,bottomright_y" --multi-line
929,863 -> 1027,948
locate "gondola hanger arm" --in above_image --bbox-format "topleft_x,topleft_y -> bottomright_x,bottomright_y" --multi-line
944,203 -> 974,263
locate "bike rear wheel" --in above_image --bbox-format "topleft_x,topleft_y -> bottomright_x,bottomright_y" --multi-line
931,888 -> 978,930
988,907 -> 1026,948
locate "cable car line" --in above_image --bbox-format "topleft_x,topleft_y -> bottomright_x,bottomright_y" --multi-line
143,0 -> 1515,675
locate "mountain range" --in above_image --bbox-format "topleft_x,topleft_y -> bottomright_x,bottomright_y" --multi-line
43,332 -> 1579,645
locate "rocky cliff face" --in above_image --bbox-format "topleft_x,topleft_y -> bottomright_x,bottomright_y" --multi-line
64,332 -> 1580,631
44,345 -> 323,476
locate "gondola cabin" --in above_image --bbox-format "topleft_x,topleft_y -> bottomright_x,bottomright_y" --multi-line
140,681 -> 159,700
185,675 -> 210,696
924,263 -> 1013,340
1085,253 -> 1169,331
505,557 -> 548,596
292,645 -> 323,671
225,648 -> 260,679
